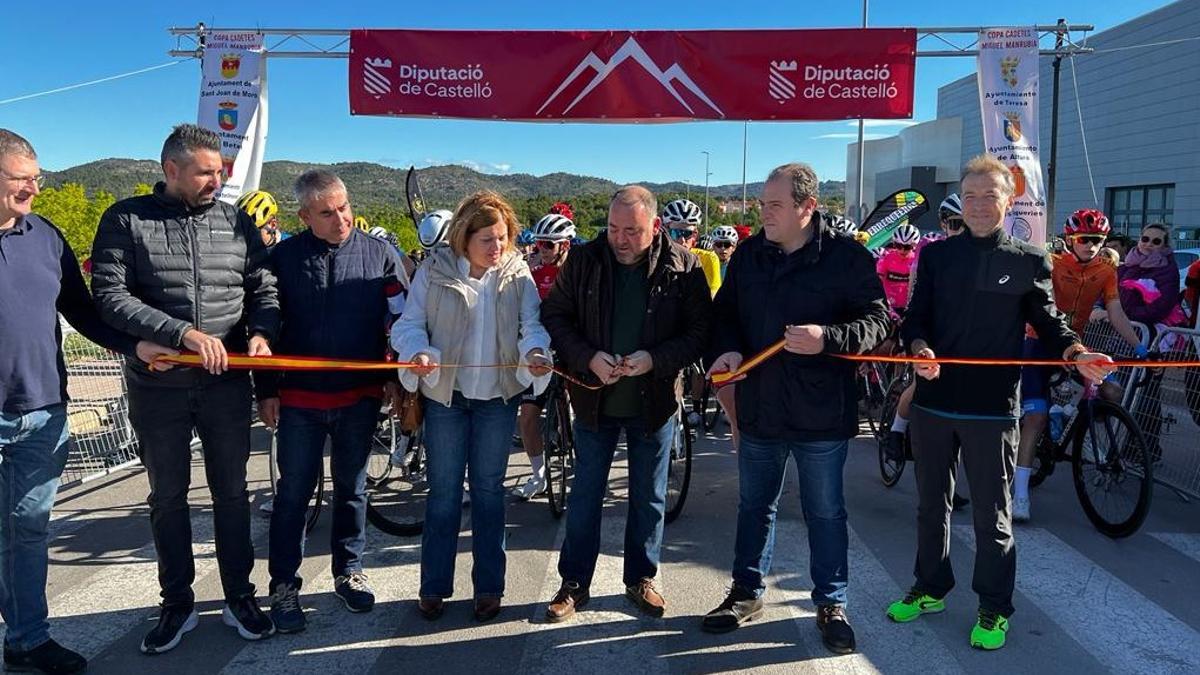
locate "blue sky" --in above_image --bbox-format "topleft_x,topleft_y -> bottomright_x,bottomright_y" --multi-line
1,0 -> 1176,185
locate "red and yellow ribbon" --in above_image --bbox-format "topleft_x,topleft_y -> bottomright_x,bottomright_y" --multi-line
709,339 -> 1200,387
154,353 -> 606,390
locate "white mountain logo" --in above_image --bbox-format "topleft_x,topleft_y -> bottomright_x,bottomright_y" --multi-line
537,36 -> 725,118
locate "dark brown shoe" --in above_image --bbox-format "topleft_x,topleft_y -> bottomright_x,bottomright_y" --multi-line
816,605 -> 856,654
625,578 -> 666,618
474,597 -> 502,622
545,581 -> 589,623
418,597 -> 444,621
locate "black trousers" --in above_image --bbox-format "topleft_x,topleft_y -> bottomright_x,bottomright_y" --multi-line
910,406 -> 1018,617
127,375 -> 255,608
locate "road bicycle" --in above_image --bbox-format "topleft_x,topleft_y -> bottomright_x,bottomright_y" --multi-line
365,409 -> 428,536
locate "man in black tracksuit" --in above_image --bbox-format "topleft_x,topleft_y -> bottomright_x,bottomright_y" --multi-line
889,156 -> 1112,650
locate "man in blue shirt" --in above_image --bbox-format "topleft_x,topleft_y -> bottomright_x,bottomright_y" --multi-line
0,129 -> 173,674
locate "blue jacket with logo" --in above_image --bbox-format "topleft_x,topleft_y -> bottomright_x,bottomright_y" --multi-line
256,228 -> 404,400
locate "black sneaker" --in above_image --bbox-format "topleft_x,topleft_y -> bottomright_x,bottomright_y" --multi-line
270,582 -> 307,634
334,573 -> 375,613
816,605 -> 856,654
140,604 -> 199,655
4,639 -> 87,674
701,586 -> 764,634
222,594 -> 275,641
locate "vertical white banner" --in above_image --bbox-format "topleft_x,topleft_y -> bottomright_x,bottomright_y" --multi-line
977,27 -> 1045,245
198,32 -> 268,204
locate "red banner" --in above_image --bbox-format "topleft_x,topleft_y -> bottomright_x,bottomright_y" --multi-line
349,28 -> 916,122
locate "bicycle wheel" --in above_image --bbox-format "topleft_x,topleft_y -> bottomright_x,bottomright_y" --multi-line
366,428 -> 428,536
876,380 -> 906,487
1028,433 -> 1057,488
665,410 -> 694,524
1071,400 -> 1153,539
544,394 -> 574,519
861,363 -> 889,438
700,380 -> 721,431
268,431 -> 323,533
365,411 -> 398,485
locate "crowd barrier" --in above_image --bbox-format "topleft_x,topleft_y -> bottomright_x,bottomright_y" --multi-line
60,325 -> 140,488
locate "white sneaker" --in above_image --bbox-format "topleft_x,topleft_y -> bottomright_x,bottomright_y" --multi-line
1012,496 -> 1031,523
511,475 -> 547,500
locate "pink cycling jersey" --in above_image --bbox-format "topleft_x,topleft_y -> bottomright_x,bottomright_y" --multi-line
876,247 -> 917,311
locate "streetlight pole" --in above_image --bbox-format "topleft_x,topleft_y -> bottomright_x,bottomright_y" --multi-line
701,150 -> 711,234
855,0 -> 869,222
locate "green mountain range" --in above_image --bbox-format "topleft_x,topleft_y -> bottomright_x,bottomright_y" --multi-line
45,158 -> 845,209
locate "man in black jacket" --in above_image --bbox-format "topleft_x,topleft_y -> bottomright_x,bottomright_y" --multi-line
887,155 -> 1112,651
700,163 -> 890,654
91,124 -> 279,653
540,185 -> 710,622
255,169 -> 405,632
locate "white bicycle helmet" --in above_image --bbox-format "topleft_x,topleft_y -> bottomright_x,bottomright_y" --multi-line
531,213 -> 576,242
892,223 -> 921,246
712,225 -> 739,244
417,210 -> 453,249
697,234 -> 714,250
661,199 -> 703,227
368,226 -> 390,240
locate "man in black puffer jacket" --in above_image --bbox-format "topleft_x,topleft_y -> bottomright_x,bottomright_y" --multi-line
91,124 -> 279,653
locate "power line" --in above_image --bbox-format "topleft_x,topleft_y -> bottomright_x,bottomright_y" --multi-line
0,61 -> 187,107
1087,35 -> 1200,54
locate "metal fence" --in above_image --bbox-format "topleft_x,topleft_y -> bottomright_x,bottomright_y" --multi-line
61,326 -> 140,488
1127,326 -> 1200,501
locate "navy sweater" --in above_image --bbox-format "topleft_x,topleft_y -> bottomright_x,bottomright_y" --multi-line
0,215 -> 138,414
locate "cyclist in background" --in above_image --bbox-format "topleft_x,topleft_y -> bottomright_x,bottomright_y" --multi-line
711,225 -> 739,280
513,210 -> 576,499
882,195 -> 970,510
1012,208 -> 1145,523
662,199 -> 722,298
237,190 -> 282,248
876,224 -> 921,317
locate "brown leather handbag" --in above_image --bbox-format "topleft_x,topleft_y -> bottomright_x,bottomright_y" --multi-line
395,387 -> 424,433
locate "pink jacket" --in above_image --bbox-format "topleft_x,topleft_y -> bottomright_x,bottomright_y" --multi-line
876,248 -> 916,310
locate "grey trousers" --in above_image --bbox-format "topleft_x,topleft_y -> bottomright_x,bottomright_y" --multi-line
910,406 -> 1018,617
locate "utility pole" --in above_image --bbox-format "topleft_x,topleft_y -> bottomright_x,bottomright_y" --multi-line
702,150 -> 711,234
741,122 -> 749,221
854,0 -> 869,222
1046,18 -> 1067,229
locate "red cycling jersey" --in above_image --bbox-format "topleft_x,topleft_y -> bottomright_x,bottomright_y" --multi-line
531,263 -> 561,301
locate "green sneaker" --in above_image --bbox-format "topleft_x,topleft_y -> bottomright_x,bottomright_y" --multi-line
886,589 -> 945,623
970,610 -> 1009,650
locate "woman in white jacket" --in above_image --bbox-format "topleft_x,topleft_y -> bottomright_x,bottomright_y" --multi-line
391,191 -> 551,623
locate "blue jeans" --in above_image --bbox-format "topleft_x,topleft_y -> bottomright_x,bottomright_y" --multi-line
420,393 -> 519,599
558,415 -> 672,589
732,434 -> 849,607
0,404 -> 70,652
269,397 -> 379,589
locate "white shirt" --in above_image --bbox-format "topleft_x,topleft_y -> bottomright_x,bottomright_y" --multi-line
392,254 -> 551,400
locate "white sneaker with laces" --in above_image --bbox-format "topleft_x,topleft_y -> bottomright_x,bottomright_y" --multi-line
1012,496 -> 1031,523
512,475 -> 547,500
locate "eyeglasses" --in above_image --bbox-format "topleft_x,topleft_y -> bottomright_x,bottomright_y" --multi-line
1141,235 -> 1164,246
944,217 -> 964,232
1,171 -> 45,189
1072,235 -> 1106,245
536,240 -> 560,250
713,241 -> 734,249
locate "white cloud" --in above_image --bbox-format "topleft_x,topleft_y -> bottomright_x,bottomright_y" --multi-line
849,120 -> 920,128
813,132 -> 889,140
